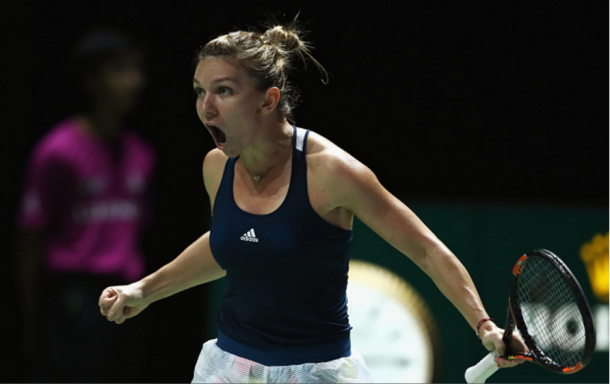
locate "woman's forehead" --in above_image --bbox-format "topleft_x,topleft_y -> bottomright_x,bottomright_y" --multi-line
194,57 -> 247,85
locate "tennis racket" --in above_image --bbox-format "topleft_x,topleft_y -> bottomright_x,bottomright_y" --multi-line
465,249 -> 596,383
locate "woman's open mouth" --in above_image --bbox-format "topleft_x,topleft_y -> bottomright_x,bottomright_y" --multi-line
205,123 -> 227,148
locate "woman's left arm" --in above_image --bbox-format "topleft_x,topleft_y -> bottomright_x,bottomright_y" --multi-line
331,157 -> 525,367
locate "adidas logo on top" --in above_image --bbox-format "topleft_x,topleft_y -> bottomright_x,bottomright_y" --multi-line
240,228 -> 259,242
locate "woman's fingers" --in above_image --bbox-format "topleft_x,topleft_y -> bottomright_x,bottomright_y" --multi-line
495,357 -> 525,368
114,307 -> 132,324
99,284 -> 145,324
107,295 -> 127,322
100,287 -> 130,322
481,327 -> 528,369
99,288 -> 119,316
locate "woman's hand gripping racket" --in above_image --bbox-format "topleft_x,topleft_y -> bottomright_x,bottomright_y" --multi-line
465,249 -> 596,383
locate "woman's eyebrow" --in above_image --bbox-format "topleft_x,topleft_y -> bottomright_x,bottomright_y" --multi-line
193,77 -> 239,86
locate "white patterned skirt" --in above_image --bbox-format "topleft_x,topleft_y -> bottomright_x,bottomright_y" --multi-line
192,338 -> 373,383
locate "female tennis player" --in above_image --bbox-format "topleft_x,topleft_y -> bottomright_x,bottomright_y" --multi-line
99,19 -> 526,383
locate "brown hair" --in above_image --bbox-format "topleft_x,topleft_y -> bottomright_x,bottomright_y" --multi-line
195,18 -> 328,122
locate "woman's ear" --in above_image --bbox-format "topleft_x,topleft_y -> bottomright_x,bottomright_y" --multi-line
260,87 -> 281,113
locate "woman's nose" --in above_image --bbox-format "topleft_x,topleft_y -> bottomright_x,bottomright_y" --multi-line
201,94 -> 216,115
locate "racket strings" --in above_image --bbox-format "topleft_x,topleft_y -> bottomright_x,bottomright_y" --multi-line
517,257 -> 585,367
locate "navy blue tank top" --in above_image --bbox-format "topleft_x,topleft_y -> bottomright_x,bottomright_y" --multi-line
209,126 -> 353,366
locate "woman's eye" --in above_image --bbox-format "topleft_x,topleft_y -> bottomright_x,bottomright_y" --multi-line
194,88 -> 205,97
219,87 -> 231,95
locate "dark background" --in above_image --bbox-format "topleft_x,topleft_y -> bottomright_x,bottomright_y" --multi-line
2,0 -> 607,382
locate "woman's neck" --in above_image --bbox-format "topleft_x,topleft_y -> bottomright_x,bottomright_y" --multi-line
239,120 -> 294,181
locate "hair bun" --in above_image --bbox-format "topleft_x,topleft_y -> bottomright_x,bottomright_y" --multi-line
264,26 -> 301,51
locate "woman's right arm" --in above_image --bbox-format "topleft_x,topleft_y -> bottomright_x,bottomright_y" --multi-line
99,149 -> 228,324
99,231 -> 226,324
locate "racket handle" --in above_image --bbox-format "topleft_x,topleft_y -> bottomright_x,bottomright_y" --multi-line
465,351 -> 499,383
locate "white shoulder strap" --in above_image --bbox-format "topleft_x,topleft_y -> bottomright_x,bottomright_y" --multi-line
295,127 -> 307,152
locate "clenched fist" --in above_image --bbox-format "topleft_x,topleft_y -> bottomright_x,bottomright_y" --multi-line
99,283 -> 149,324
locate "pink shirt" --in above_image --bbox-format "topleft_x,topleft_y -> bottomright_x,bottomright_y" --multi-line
19,119 -> 156,282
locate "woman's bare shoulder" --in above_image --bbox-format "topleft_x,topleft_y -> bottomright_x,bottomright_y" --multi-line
306,130 -> 369,176
306,130 -> 391,217
202,148 -> 229,197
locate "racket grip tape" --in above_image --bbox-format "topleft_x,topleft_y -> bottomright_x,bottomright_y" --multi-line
465,351 -> 499,383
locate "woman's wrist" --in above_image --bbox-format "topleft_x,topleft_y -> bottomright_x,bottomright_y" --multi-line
477,318 -> 498,339
136,268 -> 180,306
133,277 -> 155,305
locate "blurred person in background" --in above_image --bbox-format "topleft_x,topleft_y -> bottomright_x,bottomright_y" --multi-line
17,27 -> 156,382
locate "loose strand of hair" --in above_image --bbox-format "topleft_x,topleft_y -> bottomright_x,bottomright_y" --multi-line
297,43 -> 329,85
288,12 -> 330,85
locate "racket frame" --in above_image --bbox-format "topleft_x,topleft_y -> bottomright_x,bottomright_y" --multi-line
503,249 -> 596,374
